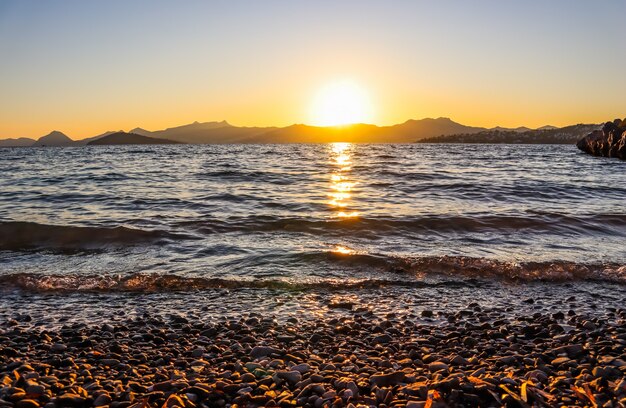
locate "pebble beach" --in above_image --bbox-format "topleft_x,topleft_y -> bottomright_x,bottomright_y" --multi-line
1,283 -> 625,408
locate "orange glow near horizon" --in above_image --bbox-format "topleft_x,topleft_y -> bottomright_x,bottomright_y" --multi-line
2,3 -> 624,140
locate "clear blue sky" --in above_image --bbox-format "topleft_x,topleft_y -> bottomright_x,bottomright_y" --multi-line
1,0 -> 624,138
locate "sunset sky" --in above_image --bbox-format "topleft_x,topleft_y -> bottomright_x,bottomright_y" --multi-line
1,0 -> 625,139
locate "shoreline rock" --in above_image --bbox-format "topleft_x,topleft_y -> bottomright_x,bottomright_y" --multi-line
576,118 -> 626,159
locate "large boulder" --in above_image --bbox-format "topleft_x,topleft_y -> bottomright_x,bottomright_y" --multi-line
576,118 -> 626,160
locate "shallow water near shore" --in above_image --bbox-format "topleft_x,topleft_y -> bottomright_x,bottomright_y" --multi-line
0,143 -> 624,295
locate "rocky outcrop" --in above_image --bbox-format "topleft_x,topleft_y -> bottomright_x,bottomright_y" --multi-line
576,119 -> 626,159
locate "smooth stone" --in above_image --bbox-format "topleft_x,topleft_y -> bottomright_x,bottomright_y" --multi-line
15,400 -> 40,408
552,357 -> 570,365
372,334 -> 392,344
450,355 -> 469,366
51,344 -> 67,352
291,363 -> 311,374
275,370 -> 302,385
93,394 -> 112,407
250,346 -> 282,359
428,362 -> 449,372
370,371 -> 406,387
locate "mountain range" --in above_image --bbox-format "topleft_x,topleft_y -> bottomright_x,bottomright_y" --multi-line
0,118 -> 597,147
417,123 -> 599,144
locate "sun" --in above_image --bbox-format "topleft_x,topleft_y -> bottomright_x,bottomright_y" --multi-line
310,80 -> 373,127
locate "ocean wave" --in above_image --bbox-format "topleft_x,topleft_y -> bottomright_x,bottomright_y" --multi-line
0,221 -> 184,252
177,213 -> 626,236
0,256 -> 623,293
0,272 -> 470,293
406,255 -> 626,283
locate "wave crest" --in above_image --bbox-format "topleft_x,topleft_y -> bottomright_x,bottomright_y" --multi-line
0,256 -> 623,294
0,221 -> 182,252
406,256 -> 626,283
178,213 -> 626,236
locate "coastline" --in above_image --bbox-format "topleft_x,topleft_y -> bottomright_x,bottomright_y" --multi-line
1,284 -> 625,407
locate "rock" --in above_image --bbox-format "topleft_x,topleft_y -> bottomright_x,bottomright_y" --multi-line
275,370 -> 302,385
615,379 -> 626,393
497,356 -> 516,365
372,334 -> 392,344
611,358 -> 626,367
100,358 -> 120,366
151,380 -> 175,392
245,362 -> 262,371
297,383 -> 325,398
406,401 -> 426,408
577,120 -> 626,160
450,355 -> 469,366
163,395 -> 185,408
463,337 -> 478,347
101,323 -> 115,332
582,321 -> 596,330
428,362 -> 449,372
328,301 -> 354,310
55,394 -> 86,407
553,344 -> 584,357
551,357 -> 570,366
291,363 -> 311,373
370,371 -> 406,387
24,384 -> 45,396
15,400 -> 40,408
93,394 -> 112,407
250,346 -> 282,359
346,381 -> 359,397
592,367 -> 606,378
51,344 -> 67,352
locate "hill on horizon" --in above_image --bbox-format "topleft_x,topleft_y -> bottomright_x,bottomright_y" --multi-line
100,117 -> 487,144
31,131 -> 75,147
0,137 -> 36,147
417,123 -> 600,144
0,118 -> 590,146
87,132 -> 182,146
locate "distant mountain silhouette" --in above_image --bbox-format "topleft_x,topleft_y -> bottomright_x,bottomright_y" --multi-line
77,130 -> 122,145
128,127 -> 152,136
537,125 -> 558,131
491,126 -> 532,133
256,118 -> 485,143
0,118 -> 604,146
417,124 -> 600,144
386,118 -> 486,142
32,131 -> 74,147
135,117 -> 484,144
146,121 -> 275,144
87,132 -> 183,145
0,137 -> 36,147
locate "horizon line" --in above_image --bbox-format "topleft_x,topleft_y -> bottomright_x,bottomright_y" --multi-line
1,116 -> 605,141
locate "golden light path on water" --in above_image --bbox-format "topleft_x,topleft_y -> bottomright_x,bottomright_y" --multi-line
328,142 -> 359,256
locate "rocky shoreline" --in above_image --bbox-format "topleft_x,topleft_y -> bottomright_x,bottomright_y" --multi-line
577,119 -> 626,160
1,295 -> 625,408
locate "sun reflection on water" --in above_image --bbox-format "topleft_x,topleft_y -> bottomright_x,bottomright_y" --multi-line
328,142 -> 359,219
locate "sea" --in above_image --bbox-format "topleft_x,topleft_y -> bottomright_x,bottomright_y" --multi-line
0,143 -> 624,325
